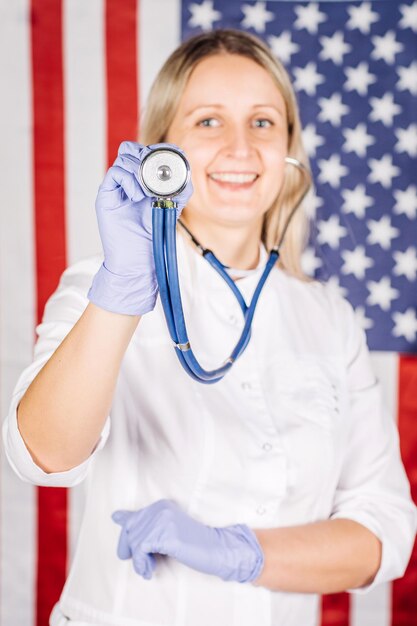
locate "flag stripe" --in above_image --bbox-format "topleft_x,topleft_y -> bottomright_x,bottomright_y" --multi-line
105,0 -> 139,166
30,0 -> 68,623
392,355 -> 417,626
0,0 -> 37,622
321,591 -> 350,626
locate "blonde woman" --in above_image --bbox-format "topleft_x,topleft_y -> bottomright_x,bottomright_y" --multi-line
4,29 -> 416,626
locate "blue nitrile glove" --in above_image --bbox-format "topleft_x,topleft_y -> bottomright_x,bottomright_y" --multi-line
112,499 -> 264,583
88,141 -> 193,315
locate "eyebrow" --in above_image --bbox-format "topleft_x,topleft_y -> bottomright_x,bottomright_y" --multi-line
184,103 -> 285,118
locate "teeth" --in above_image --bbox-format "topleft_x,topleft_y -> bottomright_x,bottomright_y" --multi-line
209,172 -> 257,183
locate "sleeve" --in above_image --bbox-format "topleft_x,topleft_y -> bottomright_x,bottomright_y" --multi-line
2,256 -> 111,488
329,294 -> 417,593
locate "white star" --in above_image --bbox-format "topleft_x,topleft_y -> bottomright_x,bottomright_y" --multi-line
366,277 -> 399,311
395,124 -> 417,157
317,154 -> 349,188
268,32 -> 299,64
393,247 -> 417,281
354,306 -> 374,331
302,124 -> 325,158
341,185 -> 374,219
301,247 -> 322,275
319,31 -> 351,65
367,216 -> 399,249
326,275 -> 348,298
368,154 -> 400,188
347,2 -> 379,34
341,246 -> 374,280
342,124 -> 375,157
344,62 -> 376,96
371,31 -> 404,64
318,93 -> 349,126
241,2 -> 274,33
294,3 -> 327,35
369,93 -> 401,126
393,309 -> 417,343
303,187 -> 323,219
317,215 -> 348,249
393,185 -> 417,219
188,1 -> 222,31
397,62 -> 417,96
399,3 -> 417,32
293,62 -> 325,96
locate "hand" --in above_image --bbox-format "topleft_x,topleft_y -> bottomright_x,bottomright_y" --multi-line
112,499 -> 264,583
88,141 -> 193,315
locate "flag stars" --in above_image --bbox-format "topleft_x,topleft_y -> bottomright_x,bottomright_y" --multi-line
354,306 -> 374,331
241,2 -> 274,33
341,246 -> 374,279
188,0 -> 222,31
319,32 -> 351,65
397,62 -> 417,96
318,154 -> 349,187
369,93 -> 402,126
393,185 -> 417,219
302,124 -> 325,157
301,247 -> 322,275
392,309 -> 417,343
399,2 -> 417,32
268,32 -> 299,64
366,277 -> 399,311
294,3 -> 327,35
303,187 -> 323,219
317,215 -> 348,248
346,2 -> 379,34
344,63 -> 376,95
367,216 -> 399,249
293,62 -> 325,95
318,93 -> 349,126
393,247 -> 417,281
342,124 -> 375,157
368,154 -> 400,188
395,124 -> 417,157
341,185 -> 374,219
371,31 -> 404,64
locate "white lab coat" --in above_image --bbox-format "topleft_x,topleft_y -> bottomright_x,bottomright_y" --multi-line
3,233 -> 417,626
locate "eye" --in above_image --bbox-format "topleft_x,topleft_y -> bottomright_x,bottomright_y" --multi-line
198,118 -> 220,128
253,118 -> 273,128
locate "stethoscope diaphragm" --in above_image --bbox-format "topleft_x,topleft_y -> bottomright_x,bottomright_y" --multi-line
139,148 -> 190,198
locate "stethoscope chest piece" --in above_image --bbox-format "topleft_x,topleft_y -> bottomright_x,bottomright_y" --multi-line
139,148 -> 190,198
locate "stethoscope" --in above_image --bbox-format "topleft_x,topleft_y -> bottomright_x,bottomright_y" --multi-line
139,146 -> 311,384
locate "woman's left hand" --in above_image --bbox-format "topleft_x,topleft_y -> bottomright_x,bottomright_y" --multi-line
112,499 -> 264,582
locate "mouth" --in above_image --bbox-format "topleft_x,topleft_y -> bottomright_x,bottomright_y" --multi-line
208,171 -> 259,190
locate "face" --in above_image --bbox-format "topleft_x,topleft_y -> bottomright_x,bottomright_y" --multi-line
166,54 -> 289,232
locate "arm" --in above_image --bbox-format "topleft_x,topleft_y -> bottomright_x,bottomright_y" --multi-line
17,303 -> 140,473
253,518 -> 381,593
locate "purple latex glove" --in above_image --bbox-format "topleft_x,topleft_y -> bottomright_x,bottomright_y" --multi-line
112,499 -> 264,583
88,141 -> 193,315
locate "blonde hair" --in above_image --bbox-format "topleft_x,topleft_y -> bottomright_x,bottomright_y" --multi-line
140,29 -> 311,279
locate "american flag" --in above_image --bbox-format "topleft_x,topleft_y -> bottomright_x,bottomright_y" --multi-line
0,1 -> 416,625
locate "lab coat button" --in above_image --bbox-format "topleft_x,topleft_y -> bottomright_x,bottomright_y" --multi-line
256,505 -> 266,515
228,314 -> 238,325
262,442 -> 272,451
241,381 -> 252,390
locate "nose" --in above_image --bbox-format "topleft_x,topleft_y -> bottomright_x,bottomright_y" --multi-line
223,123 -> 254,159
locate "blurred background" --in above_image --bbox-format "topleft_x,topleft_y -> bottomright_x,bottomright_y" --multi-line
1,1 -> 416,624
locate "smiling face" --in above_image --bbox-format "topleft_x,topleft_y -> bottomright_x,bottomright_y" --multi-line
166,53 -> 289,234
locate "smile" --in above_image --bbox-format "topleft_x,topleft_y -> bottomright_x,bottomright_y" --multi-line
208,172 -> 258,184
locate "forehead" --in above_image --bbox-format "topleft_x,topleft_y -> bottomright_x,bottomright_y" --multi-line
179,53 -> 286,112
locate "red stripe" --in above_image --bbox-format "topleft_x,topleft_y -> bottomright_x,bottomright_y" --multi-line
320,592 -> 350,626
105,0 -> 139,168
392,355 -> 417,626
30,1 -> 68,624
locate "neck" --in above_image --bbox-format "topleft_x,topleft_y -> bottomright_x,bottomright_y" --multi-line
179,212 -> 263,270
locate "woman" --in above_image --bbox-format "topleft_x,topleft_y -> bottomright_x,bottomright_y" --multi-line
3,29 -> 416,626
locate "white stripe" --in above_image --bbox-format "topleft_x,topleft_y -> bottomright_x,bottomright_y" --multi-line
63,0 -> 106,266
351,352 -> 397,626
0,1 -> 36,625
138,0 -> 181,114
